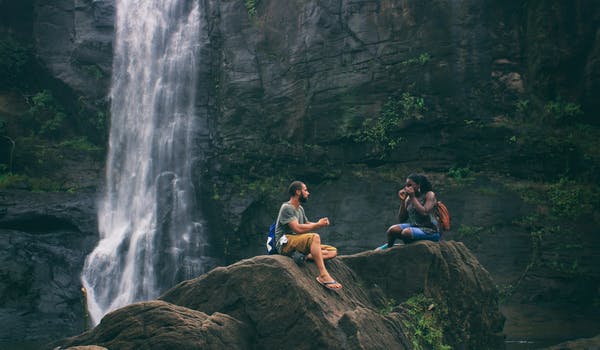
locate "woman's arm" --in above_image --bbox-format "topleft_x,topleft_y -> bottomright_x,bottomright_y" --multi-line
408,191 -> 436,216
397,190 -> 409,221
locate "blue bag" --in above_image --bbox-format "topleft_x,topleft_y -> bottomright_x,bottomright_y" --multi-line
266,222 -> 277,255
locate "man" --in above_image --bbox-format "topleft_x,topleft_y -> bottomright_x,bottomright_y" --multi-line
274,181 -> 342,290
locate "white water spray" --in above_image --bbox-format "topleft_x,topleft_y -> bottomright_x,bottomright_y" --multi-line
82,0 -> 208,326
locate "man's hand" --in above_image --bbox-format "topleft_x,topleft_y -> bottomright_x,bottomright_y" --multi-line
317,217 -> 330,228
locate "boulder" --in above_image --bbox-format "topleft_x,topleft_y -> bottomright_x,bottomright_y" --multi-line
56,301 -> 252,350
54,241 -> 505,349
542,334 -> 600,350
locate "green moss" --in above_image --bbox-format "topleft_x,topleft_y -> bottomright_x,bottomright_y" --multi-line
475,186 -> 499,196
59,137 -> 102,154
0,172 -> 62,192
0,172 -> 27,189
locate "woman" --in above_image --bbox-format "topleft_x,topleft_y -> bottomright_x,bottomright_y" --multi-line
377,173 -> 440,250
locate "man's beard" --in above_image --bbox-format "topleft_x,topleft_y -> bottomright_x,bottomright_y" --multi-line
299,194 -> 308,203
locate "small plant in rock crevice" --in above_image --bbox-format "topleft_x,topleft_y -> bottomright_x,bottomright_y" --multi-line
355,92 -> 425,158
378,297 -> 397,316
503,177 -> 599,301
245,0 -> 257,17
400,294 -> 451,350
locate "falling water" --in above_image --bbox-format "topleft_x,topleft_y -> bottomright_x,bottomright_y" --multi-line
81,0 -> 208,326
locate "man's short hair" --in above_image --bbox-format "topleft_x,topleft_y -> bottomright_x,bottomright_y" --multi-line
288,181 -> 304,197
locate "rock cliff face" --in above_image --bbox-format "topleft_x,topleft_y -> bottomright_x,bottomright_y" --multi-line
33,0 -> 114,100
55,241 -> 505,350
0,0 -> 598,347
0,189 -> 99,344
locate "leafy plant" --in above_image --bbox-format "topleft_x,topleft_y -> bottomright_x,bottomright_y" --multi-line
245,0 -> 257,17
515,99 -> 529,115
543,98 -> 583,122
355,92 -> 425,157
0,172 -> 27,189
379,297 -> 397,316
455,224 -> 485,243
82,64 -> 104,80
25,90 -> 68,139
401,53 -> 431,66
0,37 -> 33,89
0,172 -> 62,192
446,166 -> 474,184
59,136 -> 102,154
401,294 -> 451,350
547,177 -> 594,218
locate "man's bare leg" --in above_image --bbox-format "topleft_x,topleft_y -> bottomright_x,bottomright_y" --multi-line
310,234 -> 342,289
307,248 -> 337,260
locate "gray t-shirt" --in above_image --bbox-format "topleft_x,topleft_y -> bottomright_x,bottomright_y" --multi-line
275,202 -> 308,243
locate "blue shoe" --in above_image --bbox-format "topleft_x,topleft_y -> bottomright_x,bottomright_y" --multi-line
375,243 -> 389,250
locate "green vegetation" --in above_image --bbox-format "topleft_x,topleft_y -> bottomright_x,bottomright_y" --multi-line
547,177 -> 594,218
515,99 -> 529,116
0,172 -> 63,192
25,90 -> 68,139
454,224 -> 485,243
0,36 -> 108,191
503,176 -> 599,300
542,98 -> 583,123
401,53 -> 431,67
223,175 -> 288,199
475,186 -> 499,196
245,0 -> 257,17
446,166 -> 475,185
401,294 -> 451,350
82,64 -> 104,81
0,37 -> 33,89
378,297 -> 397,316
355,92 -> 425,157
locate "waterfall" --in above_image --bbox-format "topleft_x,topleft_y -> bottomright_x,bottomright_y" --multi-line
81,0 -> 208,326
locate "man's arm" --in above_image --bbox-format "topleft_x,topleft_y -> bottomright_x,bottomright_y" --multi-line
288,217 -> 329,234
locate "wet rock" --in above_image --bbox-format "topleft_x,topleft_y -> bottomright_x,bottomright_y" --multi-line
54,241 -> 505,350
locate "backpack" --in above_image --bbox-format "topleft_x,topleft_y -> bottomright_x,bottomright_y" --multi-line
434,200 -> 451,232
266,222 -> 277,255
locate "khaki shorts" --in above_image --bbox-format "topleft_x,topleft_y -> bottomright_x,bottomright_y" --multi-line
280,233 -> 337,255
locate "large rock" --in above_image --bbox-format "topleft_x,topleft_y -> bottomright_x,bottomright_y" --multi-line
542,334 -> 600,350
56,300 -> 252,350
54,241 -> 505,349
